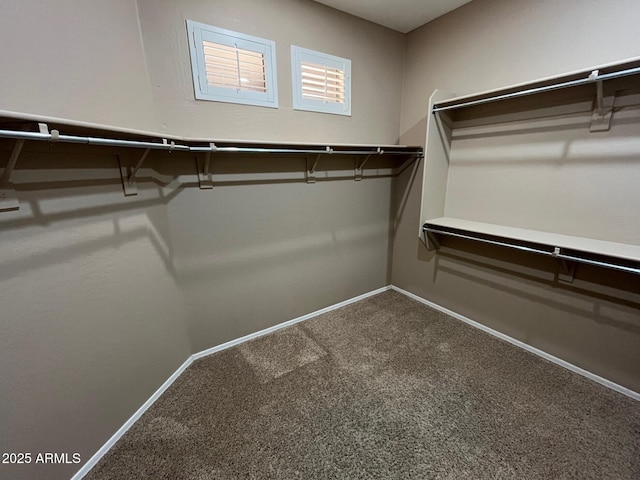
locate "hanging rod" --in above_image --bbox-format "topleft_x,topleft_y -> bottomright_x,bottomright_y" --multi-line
432,65 -> 640,114
0,128 -> 422,157
423,225 -> 640,275
0,129 -> 186,151
186,146 -> 418,156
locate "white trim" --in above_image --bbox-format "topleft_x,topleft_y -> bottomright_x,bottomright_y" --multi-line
186,20 -> 278,109
70,285 -> 391,479
291,45 -> 351,116
70,357 -> 193,480
390,285 -> 640,402
193,286 -> 391,360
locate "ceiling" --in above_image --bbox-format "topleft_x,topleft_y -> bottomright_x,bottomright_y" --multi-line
312,0 -> 473,33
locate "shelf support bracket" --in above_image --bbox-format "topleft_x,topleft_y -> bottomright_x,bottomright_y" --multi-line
307,147 -> 331,184
427,231 -> 441,251
421,226 -> 441,251
0,138 -> 26,212
118,148 -> 150,196
589,70 -> 614,132
163,138 -> 175,152
198,143 -> 215,189
552,247 -> 576,283
38,122 -> 60,142
355,148 -> 382,181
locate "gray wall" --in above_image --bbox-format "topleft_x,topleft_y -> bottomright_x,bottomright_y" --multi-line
168,158 -> 395,354
444,104 -> 640,244
0,1 -> 404,479
0,0 -> 405,144
0,144 -> 192,480
393,0 -> 640,392
0,0 -> 157,131
135,0 -> 405,143
399,0 -> 640,145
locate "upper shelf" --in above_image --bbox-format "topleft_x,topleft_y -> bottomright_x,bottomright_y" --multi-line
0,110 -> 422,156
0,113 -> 422,211
431,57 -> 640,129
433,57 -> 640,113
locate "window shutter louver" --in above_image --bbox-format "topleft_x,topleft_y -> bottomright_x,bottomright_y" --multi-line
291,46 -> 351,116
300,62 -> 345,104
202,41 -> 267,93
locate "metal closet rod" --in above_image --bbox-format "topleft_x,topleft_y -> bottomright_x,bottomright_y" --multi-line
432,65 -> 640,114
422,226 -> 640,275
0,129 -> 422,156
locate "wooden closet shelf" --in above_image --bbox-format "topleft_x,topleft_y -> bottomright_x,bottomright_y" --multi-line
423,217 -> 640,275
0,113 -> 423,210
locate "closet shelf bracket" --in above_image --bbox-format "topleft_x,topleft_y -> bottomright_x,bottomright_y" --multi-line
589,70 -> 614,132
38,122 -> 60,141
552,247 -> 576,283
307,146 -> 332,183
0,137 -> 26,212
1,123 -> 54,210
422,227 -> 440,251
355,147 -> 382,181
198,143 -> 215,189
119,148 -> 151,196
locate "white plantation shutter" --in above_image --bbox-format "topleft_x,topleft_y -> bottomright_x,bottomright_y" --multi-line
187,21 -> 278,108
292,46 -> 351,116
202,41 -> 267,93
300,62 -> 345,103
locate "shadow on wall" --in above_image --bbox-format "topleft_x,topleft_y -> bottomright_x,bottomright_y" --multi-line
0,140 -> 415,284
387,155 -> 423,282
428,236 -> 640,333
400,118 -> 428,148
450,113 -> 640,144
0,146 -> 185,281
450,126 -> 640,168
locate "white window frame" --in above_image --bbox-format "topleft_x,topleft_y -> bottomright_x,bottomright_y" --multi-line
186,20 -> 278,108
291,46 -> 351,116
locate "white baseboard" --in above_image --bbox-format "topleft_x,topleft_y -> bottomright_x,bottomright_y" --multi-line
390,285 -> 640,402
192,285 -> 392,361
70,285 -> 392,479
70,356 -> 193,480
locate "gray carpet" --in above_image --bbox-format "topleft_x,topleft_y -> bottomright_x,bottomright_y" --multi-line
85,290 -> 640,479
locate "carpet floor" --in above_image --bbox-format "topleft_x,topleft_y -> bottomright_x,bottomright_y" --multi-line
85,290 -> 640,479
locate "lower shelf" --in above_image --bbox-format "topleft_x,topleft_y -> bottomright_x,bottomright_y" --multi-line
422,217 -> 640,275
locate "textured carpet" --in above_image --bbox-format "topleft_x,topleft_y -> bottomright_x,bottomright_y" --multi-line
85,290 -> 640,479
